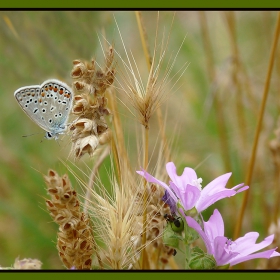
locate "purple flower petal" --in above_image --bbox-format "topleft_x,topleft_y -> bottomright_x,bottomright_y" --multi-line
203,209 -> 224,241
232,183 -> 249,193
187,209 -> 280,267
196,173 -> 249,213
196,189 -> 238,213
170,182 -> 200,211
229,248 -> 280,266
166,162 -> 197,190
162,190 -> 177,213
201,173 -> 232,195
213,236 -> 240,266
232,233 -> 275,256
185,216 -> 213,254
137,162 -> 248,215
136,169 -> 178,202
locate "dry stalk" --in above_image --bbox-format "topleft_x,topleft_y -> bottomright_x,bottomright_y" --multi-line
114,13 -> 186,268
199,11 -> 233,176
269,117 -> 280,224
234,12 -> 280,239
85,168 -> 143,269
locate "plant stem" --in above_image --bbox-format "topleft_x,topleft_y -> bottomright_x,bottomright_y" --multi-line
135,11 -> 152,71
135,11 -> 171,163
84,145 -> 110,214
224,11 -> 248,153
141,125 -> 149,268
234,12 -> 280,240
184,223 -> 191,270
199,11 -> 233,175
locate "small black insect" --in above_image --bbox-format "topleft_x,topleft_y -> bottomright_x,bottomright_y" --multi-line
164,213 -> 184,232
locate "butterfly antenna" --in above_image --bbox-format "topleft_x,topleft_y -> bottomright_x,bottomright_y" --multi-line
56,138 -> 61,147
22,131 -> 45,138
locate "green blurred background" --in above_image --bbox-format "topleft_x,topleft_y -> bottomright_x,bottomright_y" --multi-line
0,11 -> 279,269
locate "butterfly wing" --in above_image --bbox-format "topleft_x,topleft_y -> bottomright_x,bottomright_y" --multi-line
39,79 -> 73,135
14,85 -> 50,131
14,79 -> 73,136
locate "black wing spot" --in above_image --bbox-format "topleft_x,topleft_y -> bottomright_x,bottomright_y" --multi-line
33,108 -> 38,113
42,108 -> 46,113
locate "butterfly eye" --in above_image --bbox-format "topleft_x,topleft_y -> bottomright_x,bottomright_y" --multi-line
45,132 -> 53,139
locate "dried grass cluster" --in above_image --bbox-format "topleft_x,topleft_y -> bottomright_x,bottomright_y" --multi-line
70,46 -> 115,159
85,172 -> 142,269
44,170 -> 95,269
131,182 -> 175,269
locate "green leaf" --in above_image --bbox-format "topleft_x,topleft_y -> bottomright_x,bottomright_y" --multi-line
188,247 -> 217,270
163,223 -> 182,249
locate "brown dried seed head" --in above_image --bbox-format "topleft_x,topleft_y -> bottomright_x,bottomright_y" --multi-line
44,170 -> 95,269
72,135 -> 99,159
70,46 -> 115,159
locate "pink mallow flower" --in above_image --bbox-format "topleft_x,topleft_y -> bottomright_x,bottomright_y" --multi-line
137,162 -> 248,213
185,209 -> 280,267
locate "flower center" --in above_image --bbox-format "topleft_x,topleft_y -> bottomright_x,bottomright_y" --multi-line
192,178 -> 203,190
224,239 -> 234,253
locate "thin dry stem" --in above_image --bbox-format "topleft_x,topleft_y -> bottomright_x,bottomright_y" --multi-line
135,11 -> 152,71
234,12 -> 280,240
84,145 -> 111,214
141,126 -> 149,269
224,11 -> 248,153
199,11 -> 233,176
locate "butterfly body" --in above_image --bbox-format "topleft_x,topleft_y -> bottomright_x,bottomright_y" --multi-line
14,79 -> 73,140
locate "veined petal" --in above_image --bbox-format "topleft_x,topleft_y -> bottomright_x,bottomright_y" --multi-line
171,182 -> 200,211
185,216 -> 213,254
213,236 -> 240,266
232,183 -> 249,193
137,169 -> 178,202
232,233 -> 275,256
203,209 -> 224,240
229,248 -> 280,266
196,189 -> 238,213
201,173 -> 232,195
166,162 -> 197,190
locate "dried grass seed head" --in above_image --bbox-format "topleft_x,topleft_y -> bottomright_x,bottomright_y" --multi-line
70,45 -> 115,159
44,169 -> 95,269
